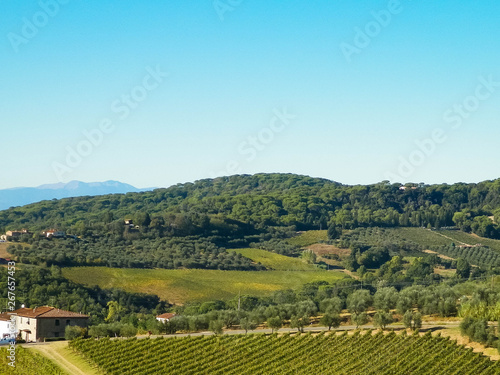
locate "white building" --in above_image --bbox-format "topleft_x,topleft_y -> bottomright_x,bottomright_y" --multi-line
0,313 -> 14,339
156,313 -> 176,323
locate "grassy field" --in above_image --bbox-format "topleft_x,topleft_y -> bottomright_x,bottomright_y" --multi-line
0,242 -> 15,258
62,267 -> 347,304
228,248 -> 317,271
287,230 -> 328,247
436,230 -> 500,251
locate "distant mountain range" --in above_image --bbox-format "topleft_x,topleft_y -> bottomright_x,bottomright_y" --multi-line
0,181 -> 149,211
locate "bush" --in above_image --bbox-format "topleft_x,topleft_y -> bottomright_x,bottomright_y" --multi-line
65,325 -> 86,340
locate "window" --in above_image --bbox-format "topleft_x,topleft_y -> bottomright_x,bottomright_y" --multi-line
27,319 -> 30,325
54,332 -> 59,337
55,319 -> 60,326
66,320 -> 70,325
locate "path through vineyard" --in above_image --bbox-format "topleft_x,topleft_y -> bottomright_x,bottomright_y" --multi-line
26,341 -> 98,375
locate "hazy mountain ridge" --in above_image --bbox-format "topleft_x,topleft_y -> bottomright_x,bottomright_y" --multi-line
0,180 -> 145,210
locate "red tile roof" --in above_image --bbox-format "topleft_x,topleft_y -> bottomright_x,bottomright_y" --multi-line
11,306 -> 88,319
0,313 -> 11,321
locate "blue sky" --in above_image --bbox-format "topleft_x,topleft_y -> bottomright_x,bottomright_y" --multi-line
1,0 -> 499,189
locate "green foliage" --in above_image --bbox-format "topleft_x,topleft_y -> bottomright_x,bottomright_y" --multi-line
327,224 -> 341,240
65,325 -> 86,340
267,316 -> 282,332
301,249 -> 317,265
347,290 -> 373,314
373,311 -> 393,330
239,318 -> 257,333
88,322 -> 138,338
10,236 -> 263,271
456,258 -> 471,279
351,312 -> 368,328
460,317 -> 496,347
320,313 -> 341,330
374,287 -> 398,312
209,320 -> 224,335
403,310 -> 422,331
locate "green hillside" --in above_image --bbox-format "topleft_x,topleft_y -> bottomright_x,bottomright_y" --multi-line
62,267 -> 347,304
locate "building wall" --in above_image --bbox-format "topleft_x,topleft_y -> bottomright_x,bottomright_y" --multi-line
36,317 -> 88,341
14,316 -> 88,342
0,320 -> 12,338
16,316 -> 37,342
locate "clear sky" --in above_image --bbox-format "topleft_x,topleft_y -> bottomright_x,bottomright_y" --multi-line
1,0 -> 499,189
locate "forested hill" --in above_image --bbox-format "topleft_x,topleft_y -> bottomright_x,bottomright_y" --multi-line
1,173 -> 500,239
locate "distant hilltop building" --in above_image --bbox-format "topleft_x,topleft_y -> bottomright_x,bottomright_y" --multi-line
0,306 -> 89,343
42,229 -> 66,238
0,229 -> 31,241
124,219 -> 140,230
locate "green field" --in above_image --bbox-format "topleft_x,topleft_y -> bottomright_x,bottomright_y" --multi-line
70,331 -> 500,375
62,267 -> 347,304
228,248 -> 317,271
287,230 -> 328,247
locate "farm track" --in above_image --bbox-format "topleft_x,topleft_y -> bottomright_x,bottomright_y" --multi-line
431,230 -> 471,246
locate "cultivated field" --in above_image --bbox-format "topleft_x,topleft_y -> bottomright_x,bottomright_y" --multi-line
62,267 -> 347,304
387,227 -> 452,247
70,331 -> 500,374
436,230 -> 500,252
287,230 -> 328,247
228,248 -> 317,271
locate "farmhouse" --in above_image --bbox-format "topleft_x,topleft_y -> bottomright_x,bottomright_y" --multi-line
156,313 -> 176,323
10,306 -> 89,342
1,229 -> 31,241
42,229 -> 66,238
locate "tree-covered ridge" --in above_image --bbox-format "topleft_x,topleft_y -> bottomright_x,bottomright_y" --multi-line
0,173 -> 499,238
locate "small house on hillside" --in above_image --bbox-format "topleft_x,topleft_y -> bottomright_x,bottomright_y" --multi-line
10,306 -> 89,342
42,229 -> 66,238
156,313 -> 176,323
1,229 -> 31,241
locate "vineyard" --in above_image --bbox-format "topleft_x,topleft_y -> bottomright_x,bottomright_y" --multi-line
70,330 -> 500,374
0,346 -> 65,375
